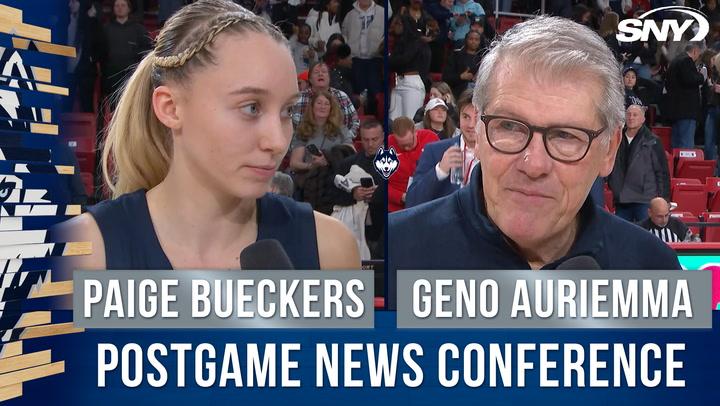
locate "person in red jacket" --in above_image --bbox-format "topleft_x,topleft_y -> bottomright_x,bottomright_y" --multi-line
388,117 -> 440,212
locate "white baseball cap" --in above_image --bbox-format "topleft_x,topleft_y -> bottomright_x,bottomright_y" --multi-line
424,98 -> 448,113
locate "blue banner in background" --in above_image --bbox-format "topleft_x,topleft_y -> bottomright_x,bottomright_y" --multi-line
11,311 -> 719,405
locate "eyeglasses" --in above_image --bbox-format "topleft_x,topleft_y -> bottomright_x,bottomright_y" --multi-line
480,114 -> 606,163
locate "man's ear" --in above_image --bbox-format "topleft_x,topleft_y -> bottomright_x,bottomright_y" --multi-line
152,85 -> 182,131
599,126 -> 622,177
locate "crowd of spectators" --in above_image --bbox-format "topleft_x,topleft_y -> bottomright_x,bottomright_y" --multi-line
388,0 -> 720,244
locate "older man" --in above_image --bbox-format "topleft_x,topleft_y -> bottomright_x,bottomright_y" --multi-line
608,102 -> 670,222
389,16 -> 680,302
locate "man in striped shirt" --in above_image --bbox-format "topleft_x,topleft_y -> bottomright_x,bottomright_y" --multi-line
638,197 -> 696,243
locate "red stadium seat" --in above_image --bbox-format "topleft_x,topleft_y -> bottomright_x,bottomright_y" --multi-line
60,113 -> 96,151
671,211 -> 700,235
652,126 -> 671,153
497,17 -> 522,34
702,212 -> 720,241
707,177 -> 720,212
671,183 -> 706,215
430,72 -> 442,83
675,159 -> 716,181
708,192 -> 720,213
673,148 -> 704,162
706,177 -> 720,194
671,178 -> 702,188
60,113 -> 96,173
74,152 -> 96,174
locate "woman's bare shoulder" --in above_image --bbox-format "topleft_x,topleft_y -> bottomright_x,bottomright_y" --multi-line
314,211 -> 361,270
55,213 -> 107,270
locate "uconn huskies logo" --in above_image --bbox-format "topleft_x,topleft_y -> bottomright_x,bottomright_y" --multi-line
0,47 -> 41,130
617,6 -> 709,42
373,147 -> 398,179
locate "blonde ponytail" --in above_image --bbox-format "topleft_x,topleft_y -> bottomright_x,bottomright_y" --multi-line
101,52 -> 172,198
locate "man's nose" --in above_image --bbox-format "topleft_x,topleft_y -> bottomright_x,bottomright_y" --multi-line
516,131 -> 553,179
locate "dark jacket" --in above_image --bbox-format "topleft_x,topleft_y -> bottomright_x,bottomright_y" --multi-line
101,19 -> 150,94
608,125 -> 670,204
388,169 -> 682,309
72,0 -> 102,77
425,1 -> 453,48
302,144 -> 356,215
620,38 -> 657,67
442,47 -> 485,99
665,54 -> 704,121
389,16 -> 431,89
405,137 -> 461,208
330,65 -> 355,101
330,150 -> 385,245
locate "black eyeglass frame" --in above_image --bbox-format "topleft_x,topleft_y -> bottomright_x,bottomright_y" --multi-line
479,114 -> 607,163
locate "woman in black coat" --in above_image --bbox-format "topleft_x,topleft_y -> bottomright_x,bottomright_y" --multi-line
442,30 -> 485,99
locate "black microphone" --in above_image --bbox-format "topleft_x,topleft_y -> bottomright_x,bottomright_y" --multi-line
239,239 -> 295,270
555,255 -> 601,270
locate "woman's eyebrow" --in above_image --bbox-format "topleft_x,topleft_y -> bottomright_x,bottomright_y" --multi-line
227,86 -> 269,96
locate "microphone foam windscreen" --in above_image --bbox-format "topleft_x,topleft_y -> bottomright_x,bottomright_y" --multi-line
555,255 -> 601,270
239,239 -> 295,270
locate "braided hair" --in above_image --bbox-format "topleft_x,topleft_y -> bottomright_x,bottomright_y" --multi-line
101,0 -> 287,198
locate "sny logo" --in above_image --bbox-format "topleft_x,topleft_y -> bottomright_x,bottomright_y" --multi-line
617,6 -> 708,42
373,147 -> 399,179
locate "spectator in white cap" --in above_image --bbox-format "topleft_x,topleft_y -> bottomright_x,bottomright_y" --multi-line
416,98 -> 461,139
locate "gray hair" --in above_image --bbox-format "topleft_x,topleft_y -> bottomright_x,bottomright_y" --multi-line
684,41 -> 705,53
271,172 -> 294,197
472,16 -> 625,142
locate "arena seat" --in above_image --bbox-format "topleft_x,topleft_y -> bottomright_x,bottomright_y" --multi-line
60,113 -> 96,173
673,148 -> 704,162
702,212 -> 720,242
707,177 -> 720,212
675,159 -> 716,181
671,178 -> 702,188
671,183 -> 706,216
652,126 -> 671,152
705,177 -> 720,194
671,211 -> 700,236
497,16 -> 522,34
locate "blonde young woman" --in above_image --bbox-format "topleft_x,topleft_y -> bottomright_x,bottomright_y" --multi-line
63,0 -> 360,270
289,90 -> 353,173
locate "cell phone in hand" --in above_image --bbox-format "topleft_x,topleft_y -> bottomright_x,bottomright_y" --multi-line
360,177 -> 374,188
306,144 -> 322,156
